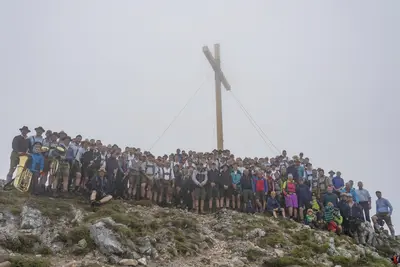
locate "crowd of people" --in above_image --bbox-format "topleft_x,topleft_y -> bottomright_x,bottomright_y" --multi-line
4,125 -> 396,245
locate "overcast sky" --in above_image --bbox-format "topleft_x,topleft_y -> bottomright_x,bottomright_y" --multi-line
0,1 -> 399,226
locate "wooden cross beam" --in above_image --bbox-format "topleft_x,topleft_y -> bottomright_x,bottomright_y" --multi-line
203,44 -> 231,150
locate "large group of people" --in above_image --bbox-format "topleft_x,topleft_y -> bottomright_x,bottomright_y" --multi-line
4,125 -> 396,245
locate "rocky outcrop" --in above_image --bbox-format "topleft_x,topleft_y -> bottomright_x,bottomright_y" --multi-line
0,189 -> 399,267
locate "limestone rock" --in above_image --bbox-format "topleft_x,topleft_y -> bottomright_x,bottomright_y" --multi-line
89,220 -> 124,255
119,258 -> 138,266
20,206 -> 44,230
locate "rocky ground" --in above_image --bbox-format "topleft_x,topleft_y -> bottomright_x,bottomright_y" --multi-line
0,183 -> 399,267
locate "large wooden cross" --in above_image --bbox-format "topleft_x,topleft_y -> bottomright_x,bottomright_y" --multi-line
203,44 -> 231,150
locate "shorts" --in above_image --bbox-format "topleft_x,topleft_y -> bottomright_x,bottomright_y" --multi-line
58,161 -> 70,177
242,189 -> 253,203
207,185 -> 220,199
327,221 -> 338,232
159,179 -> 173,195
285,193 -> 298,208
70,161 -> 81,175
152,179 -> 160,191
194,187 -> 206,200
228,185 -> 241,197
141,173 -> 154,186
219,186 -> 230,199
255,191 -> 265,201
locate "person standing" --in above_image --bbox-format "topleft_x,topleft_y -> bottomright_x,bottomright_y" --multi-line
355,181 -> 372,222
372,191 -> 395,238
28,126 -> 45,152
6,126 -> 30,182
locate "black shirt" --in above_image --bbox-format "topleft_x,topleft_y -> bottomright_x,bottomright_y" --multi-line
12,135 -> 29,153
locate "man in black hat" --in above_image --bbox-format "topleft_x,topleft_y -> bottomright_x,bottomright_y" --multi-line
28,126 -> 45,153
6,126 -> 31,182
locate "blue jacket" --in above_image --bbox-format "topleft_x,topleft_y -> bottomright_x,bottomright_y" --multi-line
267,197 -> 281,211
29,153 -> 44,173
340,187 -> 359,203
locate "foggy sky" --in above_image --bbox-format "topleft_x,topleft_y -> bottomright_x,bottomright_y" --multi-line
0,1 -> 399,226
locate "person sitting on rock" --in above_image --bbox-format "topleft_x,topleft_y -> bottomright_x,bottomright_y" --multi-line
266,191 -> 286,219
90,167 -> 113,210
332,207 -> 343,235
304,209 -> 318,228
324,202 -> 337,232
311,194 -> 323,226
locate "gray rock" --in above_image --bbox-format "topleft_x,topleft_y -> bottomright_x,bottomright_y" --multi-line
119,258 -> 138,266
127,250 -> 141,260
90,221 -> 124,255
245,228 -> 265,239
274,248 -> 284,257
137,236 -> 152,255
0,253 -> 10,263
109,255 -> 121,264
0,261 -> 11,267
138,257 -> 147,266
77,239 -> 87,249
20,206 -> 44,230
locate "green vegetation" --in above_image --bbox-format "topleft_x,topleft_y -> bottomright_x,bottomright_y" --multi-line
55,225 -> 96,255
329,254 -> 392,267
258,232 -> 288,247
0,234 -> 41,253
246,248 -> 260,262
10,256 -> 51,267
263,256 -> 311,267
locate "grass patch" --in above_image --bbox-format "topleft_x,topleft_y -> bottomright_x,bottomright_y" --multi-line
10,255 -> 51,267
375,244 -> 396,257
277,218 -> 297,229
290,229 -> 313,245
290,245 -> 313,259
263,256 -> 311,267
246,248 -> 260,262
55,225 -> 95,255
1,234 -> 41,253
29,197 -> 73,220
258,232 -> 287,248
